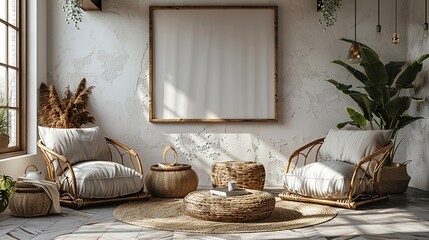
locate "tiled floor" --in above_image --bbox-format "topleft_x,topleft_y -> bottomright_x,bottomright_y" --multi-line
0,188 -> 428,240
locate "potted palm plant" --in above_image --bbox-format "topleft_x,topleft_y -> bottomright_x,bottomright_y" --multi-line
328,39 -> 428,194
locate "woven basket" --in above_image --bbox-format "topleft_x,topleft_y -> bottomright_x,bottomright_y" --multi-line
184,189 -> 275,222
0,134 -> 9,150
376,163 -> 411,194
211,161 -> 265,190
145,164 -> 198,198
8,182 -> 52,217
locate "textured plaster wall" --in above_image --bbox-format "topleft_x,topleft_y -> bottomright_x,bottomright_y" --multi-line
404,0 -> 429,191
46,0 -> 410,188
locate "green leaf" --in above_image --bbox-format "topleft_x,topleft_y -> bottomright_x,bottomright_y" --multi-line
337,121 -> 363,129
332,60 -> 369,85
326,79 -> 352,91
340,38 -> 375,54
410,97 -> 425,101
0,189 -> 9,213
363,86 -> 383,104
417,54 -> 429,64
396,54 -> 429,89
348,92 -> 376,120
337,122 -> 348,129
360,46 -> 389,87
386,97 -> 412,129
385,62 -> 405,86
346,107 -> 367,128
397,115 -> 424,129
326,79 -> 375,120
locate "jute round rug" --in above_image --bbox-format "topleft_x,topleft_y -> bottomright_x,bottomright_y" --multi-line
113,198 -> 337,233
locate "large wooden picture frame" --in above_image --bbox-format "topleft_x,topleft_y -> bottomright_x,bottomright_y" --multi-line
149,6 -> 278,123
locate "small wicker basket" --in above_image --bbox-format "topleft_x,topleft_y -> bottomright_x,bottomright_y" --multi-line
8,182 -> 52,217
211,161 -> 265,190
376,163 -> 411,194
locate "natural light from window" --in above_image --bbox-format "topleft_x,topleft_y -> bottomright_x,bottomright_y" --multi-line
0,0 -> 25,157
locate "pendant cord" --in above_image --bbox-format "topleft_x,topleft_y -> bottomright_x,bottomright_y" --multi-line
354,0 -> 357,41
425,0 -> 428,23
378,0 -> 380,25
395,0 -> 398,32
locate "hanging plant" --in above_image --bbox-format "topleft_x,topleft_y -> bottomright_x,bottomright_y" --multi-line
62,0 -> 83,29
318,0 -> 342,30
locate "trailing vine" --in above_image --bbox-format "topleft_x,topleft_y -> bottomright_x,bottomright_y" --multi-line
62,0 -> 83,29
319,0 -> 342,30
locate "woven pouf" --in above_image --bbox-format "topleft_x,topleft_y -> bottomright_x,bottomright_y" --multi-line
8,182 -> 52,217
211,161 -> 265,190
184,189 -> 275,222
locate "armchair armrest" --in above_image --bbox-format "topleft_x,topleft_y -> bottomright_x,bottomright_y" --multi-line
348,141 -> 394,199
286,138 -> 324,173
105,137 -> 144,174
37,140 -> 72,180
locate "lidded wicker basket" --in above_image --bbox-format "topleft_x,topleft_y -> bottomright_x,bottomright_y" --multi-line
8,182 -> 52,217
211,161 -> 265,190
144,146 -> 199,197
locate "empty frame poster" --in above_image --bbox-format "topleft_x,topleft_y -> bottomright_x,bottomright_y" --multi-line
149,6 -> 278,122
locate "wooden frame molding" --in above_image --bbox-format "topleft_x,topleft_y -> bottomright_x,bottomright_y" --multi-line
149,6 -> 279,123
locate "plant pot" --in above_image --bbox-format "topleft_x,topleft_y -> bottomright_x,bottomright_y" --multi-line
0,134 -> 9,150
376,163 -> 411,194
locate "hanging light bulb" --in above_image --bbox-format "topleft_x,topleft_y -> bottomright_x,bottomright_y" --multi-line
347,42 -> 363,64
348,0 -> 362,63
392,0 -> 400,44
376,0 -> 382,41
424,0 -> 428,38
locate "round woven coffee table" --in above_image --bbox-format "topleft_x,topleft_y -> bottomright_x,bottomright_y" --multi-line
184,189 -> 275,222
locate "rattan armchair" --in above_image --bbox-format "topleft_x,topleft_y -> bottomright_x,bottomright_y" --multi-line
280,130 -> 394,209
37,137 -> 150,209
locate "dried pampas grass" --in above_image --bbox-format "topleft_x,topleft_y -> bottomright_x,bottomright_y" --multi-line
39,78 -> 95,128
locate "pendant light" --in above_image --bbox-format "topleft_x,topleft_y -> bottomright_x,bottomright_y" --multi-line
424,0 -> 428,38
348,0 -> 362,64
392,0 -> 400,44
376,0 -> 382,41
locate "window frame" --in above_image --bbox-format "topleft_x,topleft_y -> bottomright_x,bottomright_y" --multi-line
0,0 -> 27,158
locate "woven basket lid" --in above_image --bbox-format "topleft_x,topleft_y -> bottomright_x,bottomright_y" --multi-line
150,163 -> 192,171
14,182 -> 45,193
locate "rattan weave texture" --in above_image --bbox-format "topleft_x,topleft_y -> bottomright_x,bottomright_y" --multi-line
9,182 -> 52,217
211,161 -> 265,190
184,189 -> 275,222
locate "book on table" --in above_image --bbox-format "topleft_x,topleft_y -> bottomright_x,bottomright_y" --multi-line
210,188 -> 249,197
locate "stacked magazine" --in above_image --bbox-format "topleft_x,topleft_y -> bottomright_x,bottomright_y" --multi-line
210,188 -> 249,197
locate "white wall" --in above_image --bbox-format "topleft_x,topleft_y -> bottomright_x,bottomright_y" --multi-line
404,0 -> 429,191
43,0 -> 412,188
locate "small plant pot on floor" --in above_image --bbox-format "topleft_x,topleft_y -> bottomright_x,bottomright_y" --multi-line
376,162 -> 411,194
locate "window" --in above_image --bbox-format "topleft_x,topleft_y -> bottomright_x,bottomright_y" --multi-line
0,0 -> 26,157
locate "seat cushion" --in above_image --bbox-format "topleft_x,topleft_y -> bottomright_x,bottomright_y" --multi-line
61,161 -> 144,198
283,161 -> 368,199
319,129 -> 392,166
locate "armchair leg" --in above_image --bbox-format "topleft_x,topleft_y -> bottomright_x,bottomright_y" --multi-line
60,192 -> 151,209
279,191 -> 389,209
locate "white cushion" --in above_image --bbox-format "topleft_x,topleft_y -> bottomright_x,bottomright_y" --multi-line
61,161 -> 144,198
319,129 -> 392,166
283,161 -> 368,199
38,126 -> 111,167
